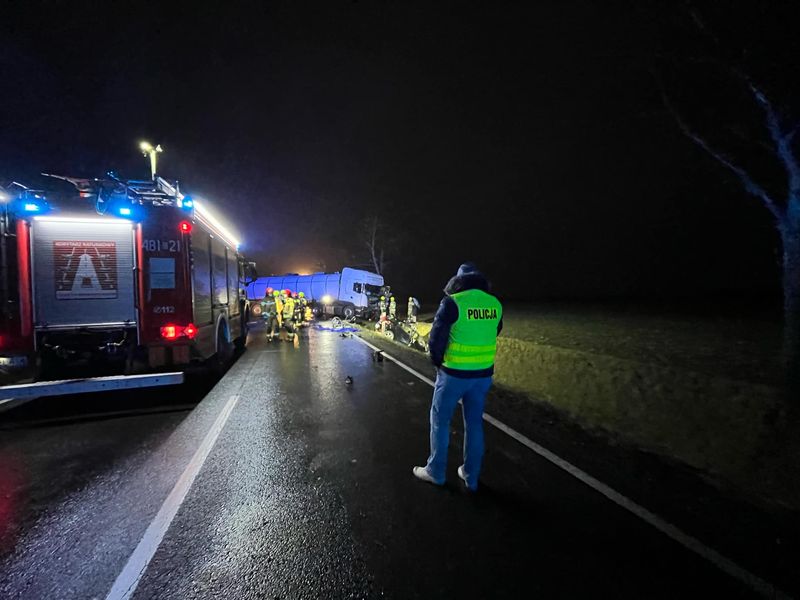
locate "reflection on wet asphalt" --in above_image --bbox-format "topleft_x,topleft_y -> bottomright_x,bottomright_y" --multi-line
0,325 -> 760,599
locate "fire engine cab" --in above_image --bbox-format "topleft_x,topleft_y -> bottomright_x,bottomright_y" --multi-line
0,175 -> 253,380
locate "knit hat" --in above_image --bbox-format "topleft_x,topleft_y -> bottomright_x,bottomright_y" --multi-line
456,262 -> 478,277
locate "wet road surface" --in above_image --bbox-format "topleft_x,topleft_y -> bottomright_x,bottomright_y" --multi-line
0,324 -> 793,598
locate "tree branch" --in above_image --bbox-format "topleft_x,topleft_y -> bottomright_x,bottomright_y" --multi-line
722,124 -> 774,154
661,90 -> 783,220
363,216 -> 382,274
746,81 -> 800,197
787,123 -> 800,144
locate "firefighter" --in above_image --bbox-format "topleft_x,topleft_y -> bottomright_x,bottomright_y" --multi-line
281,291 -> 297,342
261,289 -> 278,342
297,292 -> 311,324
274,290 -> 284,330
377,295 -> 389,332
407,296 -> 420,324
389,296 -> 397,320
292,292 -> 304,328
378,296 -> 388,319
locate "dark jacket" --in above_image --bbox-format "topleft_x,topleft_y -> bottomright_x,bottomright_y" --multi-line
261,297 -> 277,317
429,272 -> 503,378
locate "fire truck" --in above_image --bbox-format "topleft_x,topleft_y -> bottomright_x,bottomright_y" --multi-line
0,175 -> 253,382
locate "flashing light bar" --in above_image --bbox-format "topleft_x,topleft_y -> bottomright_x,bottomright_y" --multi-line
193,200 -> 241,249
118,207 -> 132,216
23,203 -> 42,213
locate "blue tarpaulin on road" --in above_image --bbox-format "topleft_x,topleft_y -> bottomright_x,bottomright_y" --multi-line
313,325 -> 360,333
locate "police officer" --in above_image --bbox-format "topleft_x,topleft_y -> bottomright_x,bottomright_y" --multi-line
413,263 -> 503,492
388,296 -> 397,320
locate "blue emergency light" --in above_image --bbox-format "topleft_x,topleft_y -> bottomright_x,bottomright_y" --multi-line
114,203 -> 143,220
178,195 -> 194,210
104,196 -> 143,221
12,193 -> 50,216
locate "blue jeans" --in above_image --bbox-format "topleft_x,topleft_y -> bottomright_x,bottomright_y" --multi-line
425,370 -> 493,489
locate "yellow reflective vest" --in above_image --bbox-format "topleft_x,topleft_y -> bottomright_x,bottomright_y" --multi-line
442,289 -> 502,371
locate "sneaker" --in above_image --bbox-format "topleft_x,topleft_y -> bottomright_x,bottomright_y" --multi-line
412,466 -> 443,486
458,465 -> 477,492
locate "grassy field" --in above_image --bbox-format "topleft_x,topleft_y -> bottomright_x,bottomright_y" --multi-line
500,303 -> 785,386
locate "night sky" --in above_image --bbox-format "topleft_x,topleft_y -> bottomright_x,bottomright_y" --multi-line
2,1 -> 796,305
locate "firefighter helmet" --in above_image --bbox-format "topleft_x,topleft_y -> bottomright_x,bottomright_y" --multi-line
298,292 -> 305,298
273,290 -> 281,297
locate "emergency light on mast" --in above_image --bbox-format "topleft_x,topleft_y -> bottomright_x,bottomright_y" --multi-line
140,141 -> 163,180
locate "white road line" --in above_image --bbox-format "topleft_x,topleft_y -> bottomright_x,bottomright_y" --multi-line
354,336 -> 436,385
106,393 -> 240,600
352,334 -> 791,600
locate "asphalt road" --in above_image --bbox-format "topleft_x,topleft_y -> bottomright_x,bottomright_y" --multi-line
0,323 -> 793,599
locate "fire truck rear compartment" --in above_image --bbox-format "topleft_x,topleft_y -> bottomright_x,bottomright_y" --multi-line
31,219 -> 137,329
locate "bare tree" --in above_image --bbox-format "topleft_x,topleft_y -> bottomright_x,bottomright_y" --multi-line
663,67 -> 800,381
362,215 -> 387,275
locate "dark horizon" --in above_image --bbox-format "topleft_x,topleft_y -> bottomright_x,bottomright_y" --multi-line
2,1 -> 795,306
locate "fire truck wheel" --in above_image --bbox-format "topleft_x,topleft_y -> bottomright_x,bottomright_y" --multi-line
33,354 -> 50,382
235,313 -> 248,350
214,321 -> 234,373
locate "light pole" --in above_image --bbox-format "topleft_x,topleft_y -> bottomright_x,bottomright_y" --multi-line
139,141 -> 163,180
